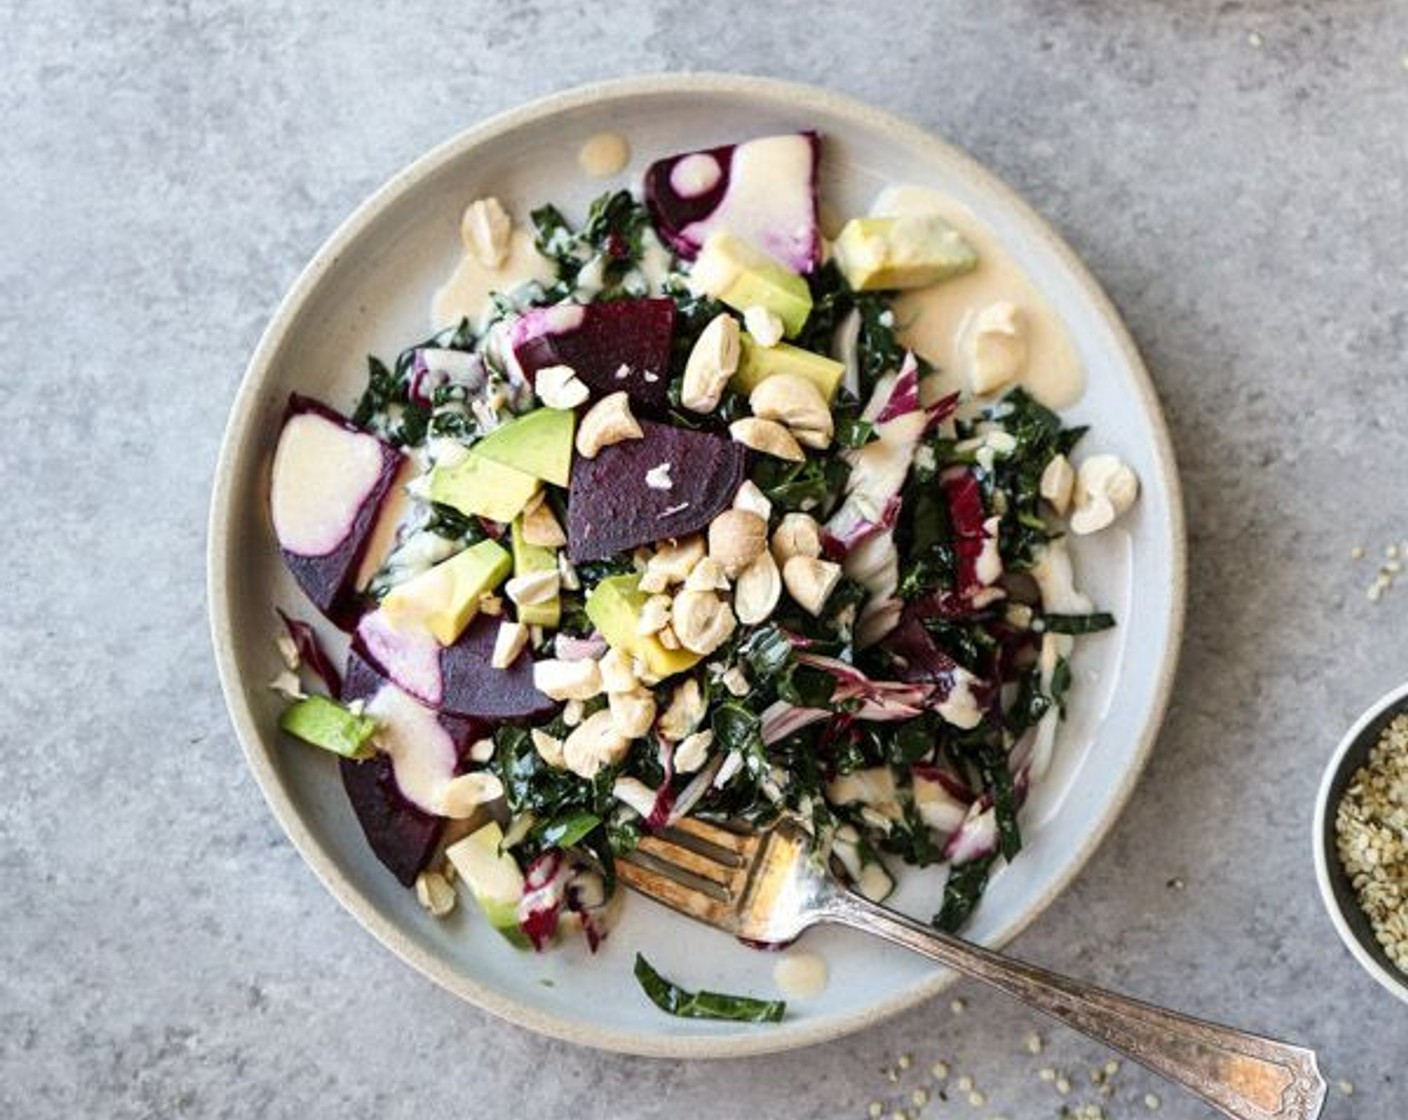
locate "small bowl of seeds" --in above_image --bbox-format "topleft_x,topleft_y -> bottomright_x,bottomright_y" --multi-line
1313,680 -> 1408,1005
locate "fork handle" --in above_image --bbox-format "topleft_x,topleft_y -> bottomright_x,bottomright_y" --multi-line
824,891 -> 1326,1120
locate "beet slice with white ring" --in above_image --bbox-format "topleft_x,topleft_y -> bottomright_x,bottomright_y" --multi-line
643,132 -> 821,274
338,648 -> 489,885
270,395 -> 404,629
353,609 -> 556,723
566,419 -> 748,562
510,299 -> 675,409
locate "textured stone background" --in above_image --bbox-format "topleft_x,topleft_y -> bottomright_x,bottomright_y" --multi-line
4,1 -> 1407,1117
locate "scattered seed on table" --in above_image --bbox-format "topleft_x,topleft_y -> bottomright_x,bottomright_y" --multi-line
1144,1092 -> 1162,1110
931,1061 -> 950,1080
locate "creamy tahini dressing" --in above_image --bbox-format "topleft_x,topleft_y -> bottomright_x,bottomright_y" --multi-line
433,227 -> 553,330
578,132 -> 630,178
270,412 -> 386,556
772,951 -> 829,998
871,185 -> 1085,409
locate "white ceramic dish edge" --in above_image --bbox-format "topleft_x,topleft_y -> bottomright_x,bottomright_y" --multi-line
207,71 -> 1188,1057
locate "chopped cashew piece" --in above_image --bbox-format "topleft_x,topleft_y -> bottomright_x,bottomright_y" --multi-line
439,771 -> 505,818
720,665 -> 750,696
576,391 -> 643,458
708,509 -> 768,577
681,313 -> 741,413
535,364 -> 590,409
1069,454 -> 1139,535
532,658 -> 603,701
743,305 -> 784,347
520,491 -> 567,547
783,555 -> 843,616
609,688 -> 657,739
749,374 -> 833,443
1039,453 -> 1075,515
598,647 -> 639,693
639,535 -> 706,592
731,479 -> 773,521
636,593 -> 672,636
771,512 -> 823,563
562,710 -> 631,779
684,556 -> 731,592
491,620 -> 530,669
730,417 -> 805,461
671,590 -> 737,655
658,678 -> 706,741
733,548 -> 783,625
964,301 -> 1028,395
505,569 -> 559,607
461,197 -> 512,269
532,728 -> 566,768
674,730 -> 714,773
415,869 -> 458,916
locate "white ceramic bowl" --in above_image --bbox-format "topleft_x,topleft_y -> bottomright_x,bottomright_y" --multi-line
1312,680 -> 1408,1006
208,73 -> 1186,1056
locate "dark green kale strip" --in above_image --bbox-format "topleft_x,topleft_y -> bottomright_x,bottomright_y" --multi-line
795,262 -> 920,400
530,189 -> 655,302
934,854 -> 997,932
977,745 -> 1021,861
750,455 -> 849,517
1042,612 -> 1116,635
633,954 -> 786,1023
351,319 -> 479,446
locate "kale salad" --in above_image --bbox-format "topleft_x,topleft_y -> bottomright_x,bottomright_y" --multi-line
265,130 -> 1139,1017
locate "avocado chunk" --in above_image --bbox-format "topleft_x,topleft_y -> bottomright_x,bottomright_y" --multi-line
279,694 -> 378,759
832,214 -> 978,292
733,335 -> 845,402
585,574 -> 702,680
689,231 -> 812,338
429,451 -> 540,524
445,821 -> 530,948
472,407 -> 576,488
510,517 -> 561,628
380,538 -> 512,645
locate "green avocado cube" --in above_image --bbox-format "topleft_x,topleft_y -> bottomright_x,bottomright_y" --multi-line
585,574 -> 701,680
733,335 -> 845,402
445,822 -> 531,949
510,517 -> 560,628
832,214 -> 978,292
472,407 -> 576,488
279,694 -> 378,759
380,537 -> 512,644
690,231 -> 812,338
429,451 -> 540,524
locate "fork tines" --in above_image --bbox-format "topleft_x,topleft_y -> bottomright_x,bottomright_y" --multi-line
618,817 -> 757,929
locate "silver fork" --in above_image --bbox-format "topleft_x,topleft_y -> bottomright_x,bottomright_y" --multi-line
619,815 -> 1326,1120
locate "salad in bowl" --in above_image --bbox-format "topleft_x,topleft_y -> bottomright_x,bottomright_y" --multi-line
264,129 -> 1139,1012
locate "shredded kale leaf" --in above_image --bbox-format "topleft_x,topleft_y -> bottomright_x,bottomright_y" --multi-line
1042,612 -> 1116,635
531,190 -> 656,302
633,954 -> 786,1023
935,855 -> 997,932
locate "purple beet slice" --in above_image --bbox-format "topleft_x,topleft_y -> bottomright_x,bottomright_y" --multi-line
643,132 -> 821,274
338,648 -> 489,885
270,395 -> 405,629
566,419 -> 749,561
353,610 -> 557,723
510,299 -> 675,409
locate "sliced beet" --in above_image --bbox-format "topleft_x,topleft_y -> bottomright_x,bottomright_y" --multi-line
644,132 -> 821,274
338,753 -> 444,888
353,610 -> 556,723
270,395 -> 404,629
510,299 -> 675,409
566,419 -> 748,561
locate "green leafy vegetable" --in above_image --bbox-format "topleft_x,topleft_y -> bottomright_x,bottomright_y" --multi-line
934,855 -> 996,932
1042,612 -> 1116,635
633,954 -> 786,1023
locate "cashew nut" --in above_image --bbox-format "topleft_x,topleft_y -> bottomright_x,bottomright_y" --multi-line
964,301 -> 1027,395
674,729 -> 714,774
729,417 -> 805,461
732,479 -> 773,521
520,491 -> 567,547
505,569 -> 559,607
461,197 -> 511,269
490,620 -> 530,669
608,687 -> 657,740
782,555 -> 843,616
742,305 -> 784,347
638,535 -> 706,593
598,647 -> 639,694
562,710 -> 631,779
531,728 -> 565,767
535,364 -> 590,410
1069,454 -> 1139,535
532,657 -> 603,701
681,313 -> 741,413
670,589 -> 737,655
438,771 -> 505,818
707,508 -> 768,577
658,678 -> 706,741
733,549 -> 783,625
771,512 -> 823,564
684,555 -> 731,592
575,391 -> 643,458
749,374 -> 833,441
1039,453 -> 1075,515
636,593 -> 672,636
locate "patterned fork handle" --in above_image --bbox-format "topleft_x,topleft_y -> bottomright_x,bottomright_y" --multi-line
826,891 -> 1326,1120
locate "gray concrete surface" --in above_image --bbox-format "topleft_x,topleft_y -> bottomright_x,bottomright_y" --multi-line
4,1 -> 1407,1117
